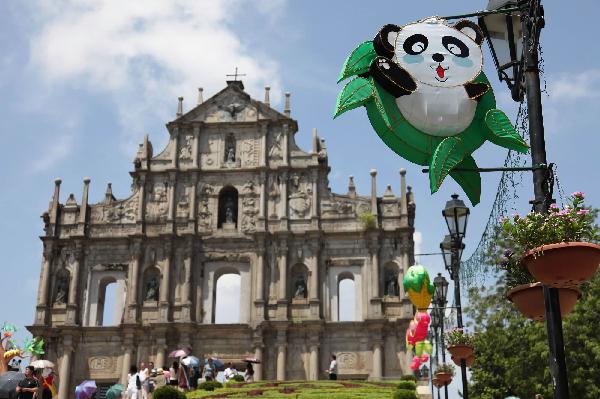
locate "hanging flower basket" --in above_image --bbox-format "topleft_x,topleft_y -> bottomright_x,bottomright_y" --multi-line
447,344 -> 474,360
451,354 -> 475,368
523,242 -> 600,287
435,372 -> 453,384
506,282 -> 581,321
432,376 -> 444,388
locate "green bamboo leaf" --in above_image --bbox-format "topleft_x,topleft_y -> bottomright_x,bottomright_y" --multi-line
333,77 -> 373,119
337,41 -> 377,83
485,108 -> 529,153
429,136 -> 469,194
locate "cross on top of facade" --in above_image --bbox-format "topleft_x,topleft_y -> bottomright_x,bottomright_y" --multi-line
226,67 -> 246,81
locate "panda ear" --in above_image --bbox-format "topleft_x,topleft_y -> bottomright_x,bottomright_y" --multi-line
373,24 -> 401,58
454,20 -> 484,45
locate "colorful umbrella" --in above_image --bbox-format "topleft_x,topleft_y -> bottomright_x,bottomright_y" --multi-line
30,360 -> 55,369
75,380 -> 97,399
105,384 -> 124,399
181,356 -> 200,367
242,357 -> 261,364
168,349 -> 190,358
0,372 -> 24,399
205,357 -> 224,369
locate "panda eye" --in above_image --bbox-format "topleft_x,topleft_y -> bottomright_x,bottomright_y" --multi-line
442,36 -> 469,58
403,34 -> 428,55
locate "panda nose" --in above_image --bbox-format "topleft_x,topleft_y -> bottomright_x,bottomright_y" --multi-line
432,53 -> 445,62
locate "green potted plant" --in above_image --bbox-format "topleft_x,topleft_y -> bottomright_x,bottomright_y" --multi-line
499,192 -> 600,287
445,328 -> 475,365
434,363 -> 454,384
490,193 -> 598,320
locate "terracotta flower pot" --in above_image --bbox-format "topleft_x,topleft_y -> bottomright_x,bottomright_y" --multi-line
447,344 -> 473,360
506,282 -> 581,321
523,242 -> 600,287
451,354 -> 475,367
432,377 -> 444,388
466,355 -> 474,368
435,372 -> 453,383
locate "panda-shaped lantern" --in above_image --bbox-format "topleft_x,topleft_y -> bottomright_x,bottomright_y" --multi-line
335,17 -> 529,205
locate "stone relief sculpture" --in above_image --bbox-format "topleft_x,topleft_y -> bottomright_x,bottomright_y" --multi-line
293,276 -> 307,299
288,173 -> 312,219
144,277 -> 159,301
241,197 -> 258,232
146,183 -> 168,221
241,138 -> 259,166
224,133 -> 236,164
268,175 -> 280,218
179,135 -> 193,161
321,198 -> 354,217
176,185 -> 191,218
54,276 -> 69,305
269,131 -> 283,159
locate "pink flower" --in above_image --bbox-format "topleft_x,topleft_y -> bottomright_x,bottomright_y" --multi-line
572,191 -> 585,199
550,203 -> 559,209
577,209 -> 590,215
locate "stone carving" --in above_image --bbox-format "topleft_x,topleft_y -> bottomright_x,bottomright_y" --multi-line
201,136 -> 217,167
176,185 -> 191,218
242,181 -> 255,195
383,203 -> 397,216
337,352 -> 358,370
145,276 -> 159,301
89,356 -> 113,371
198,199 -> 212,229
179,135 -> 193,161
91,263 -> 128,272
241,197 -> 258,232
54,275 -> 69,305
288,173 -> 312,219
293,276 -> 307,299
146,183 -> 168,221
269,131 -> 283,159
321,199 -> 354,216
225,200 -> 235,224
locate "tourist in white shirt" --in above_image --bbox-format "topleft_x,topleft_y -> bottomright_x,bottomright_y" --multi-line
326,355 -> 338,380
126,365 -> 141,399
138,362 -> 149,399
224,363 -> 238,381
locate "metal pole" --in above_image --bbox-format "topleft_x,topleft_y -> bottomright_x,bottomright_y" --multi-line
452,244 -> 469,399
438,301 -> 449,399
522,1 -> 569,398
434,327 -> 441,399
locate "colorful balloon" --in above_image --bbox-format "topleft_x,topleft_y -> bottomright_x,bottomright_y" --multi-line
403,265 -> 435,310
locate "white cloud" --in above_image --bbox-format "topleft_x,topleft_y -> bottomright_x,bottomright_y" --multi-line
549,69 -> 600,101
413,231 -> 422,263
27,0 -> 285,152
29,131 -> 75,174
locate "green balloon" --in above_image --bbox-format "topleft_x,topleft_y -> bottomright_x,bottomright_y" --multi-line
403,265 -> 434,295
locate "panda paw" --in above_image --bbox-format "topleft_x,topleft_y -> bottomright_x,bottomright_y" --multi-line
369,56 -> 417,97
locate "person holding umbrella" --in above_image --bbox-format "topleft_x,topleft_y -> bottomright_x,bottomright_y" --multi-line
16,366 -> 39,399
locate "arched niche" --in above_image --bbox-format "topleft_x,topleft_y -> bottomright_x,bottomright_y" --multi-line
218,186 -> 239,228
338,272 -> 356,321
53,268 -> 70,306
83,265 -> 127,327
383,262 -> 401,297
142,266 -> 161,303
328,266 -> 363,322
290,263 -> 309,300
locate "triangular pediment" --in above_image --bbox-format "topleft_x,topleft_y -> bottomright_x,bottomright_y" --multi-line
175,82 -> 291,124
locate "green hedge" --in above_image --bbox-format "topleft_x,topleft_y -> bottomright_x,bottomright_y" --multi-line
231,374 -> 245,382
396,381 -> 417,390
392,388 -> 418,399
152,385 -> 186,399
197,381 -> 223,391
399,375 -> 417,382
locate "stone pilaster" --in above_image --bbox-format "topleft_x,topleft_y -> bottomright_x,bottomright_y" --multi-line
277,241 -> 288,319
121,334 -> 134,384
254,238 -> 266,320
57,336 -> 74,399
159,241 -> 172,322
308,342 -> 320,381
125,240 -> 142,323
180,239 -> 193,321
35,242 -> 55,325
371,339 -> 383,380
276,329 -> 287,380
66,244 -> 83,325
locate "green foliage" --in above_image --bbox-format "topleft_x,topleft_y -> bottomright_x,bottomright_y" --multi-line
337,41 -> 377,83
231,375 -> 245,382
467,272 -> 600,398
399,375 -> 417,382
489,193 -> 599,289
395,381 -> 416,390
358,212 -> 377,230
445,328 -> 475,347
333,77 -> 374,119
434,363 -> 455,376
197,381 -> 223,391
392,389 -> 418,399
152,386 -> 186,399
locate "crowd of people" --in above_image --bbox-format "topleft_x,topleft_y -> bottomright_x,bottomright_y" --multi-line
124,359 -> 254,399
15,365 -> 57,399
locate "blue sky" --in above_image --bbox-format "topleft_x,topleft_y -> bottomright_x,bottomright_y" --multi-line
1,0 -> 599,387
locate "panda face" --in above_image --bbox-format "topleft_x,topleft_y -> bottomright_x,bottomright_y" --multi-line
392,18 -> 483,88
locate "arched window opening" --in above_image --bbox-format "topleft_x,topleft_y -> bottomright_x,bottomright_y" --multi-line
218,186 -> 238,228
98,278 -> 119,326
213,273 -> 241,324
338,276 -> 356,321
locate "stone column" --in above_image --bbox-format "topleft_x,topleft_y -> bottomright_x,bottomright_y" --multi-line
155,342 -> 166,370
259,171 -> 266,219
66,246 -> 83,324
260,123 -> 268,167
372,341 -> 383,380
171,127 -> 179,168
181,241 -> 192,321
282,123 -> 289,166
278,244 -> 288,300
371,240 -> 380,298
37,244 -> 54,308
192,125 -> 200,169
256,246 -> 265,302
309,344 -> 319,380
57,338 -> 73,399
167,175 -> 176,222
126,241 -> 142,323
189,176 -> 197,222
121,336 -> 134,384
254,345 -> 263,381
279,172 -> 288,220
276,344 -> 286,381
309,246 -> 319,301
159,242 -> 172,322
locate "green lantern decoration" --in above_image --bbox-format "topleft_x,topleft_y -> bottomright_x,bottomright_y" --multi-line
334,17 -> 529,205
403,265 -> 435,310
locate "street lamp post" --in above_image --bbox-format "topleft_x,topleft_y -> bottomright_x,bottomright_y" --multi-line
441,194 -> 470,399
430,295 -> 441,399
433,273 -> 449,399
480,1 -> 570,398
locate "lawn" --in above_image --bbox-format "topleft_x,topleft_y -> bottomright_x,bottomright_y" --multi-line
187,380 -> 399,399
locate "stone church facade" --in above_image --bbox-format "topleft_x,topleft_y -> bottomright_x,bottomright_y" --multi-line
29,80 -> 416,397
